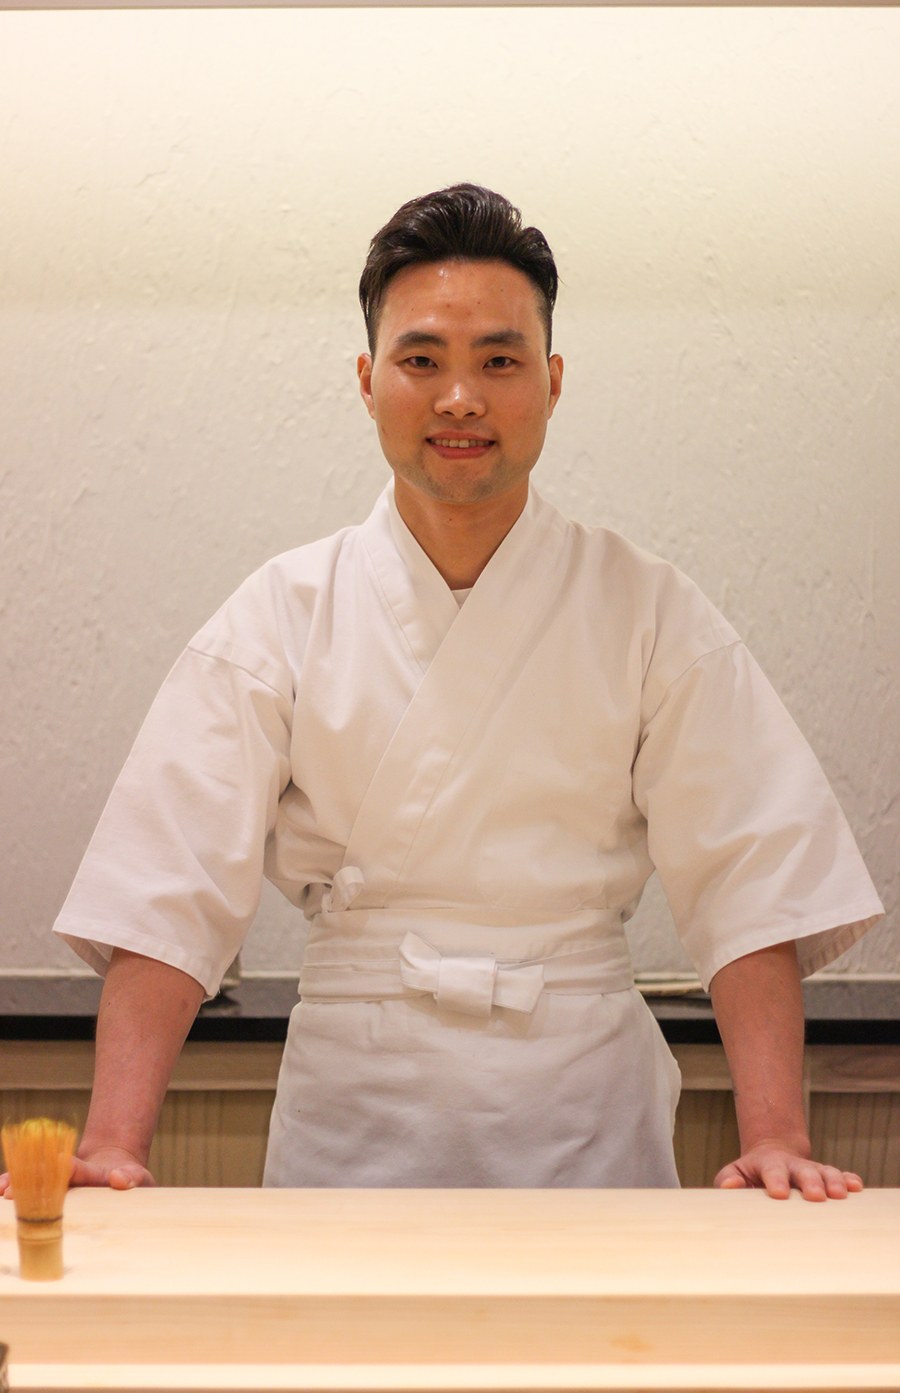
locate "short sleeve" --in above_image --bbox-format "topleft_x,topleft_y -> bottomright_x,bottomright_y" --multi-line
632,641 -> 884,990
52,645 -> 293,998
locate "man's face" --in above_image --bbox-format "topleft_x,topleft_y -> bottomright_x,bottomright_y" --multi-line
358,259 -> 563,514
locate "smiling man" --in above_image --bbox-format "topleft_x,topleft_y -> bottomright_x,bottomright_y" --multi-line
17,184 -> 883,1203
357,256 -> 562,589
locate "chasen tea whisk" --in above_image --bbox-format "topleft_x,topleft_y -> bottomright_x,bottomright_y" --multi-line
2,1117 -> 77,1280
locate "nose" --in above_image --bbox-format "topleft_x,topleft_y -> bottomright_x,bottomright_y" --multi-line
434,374 -> 486,418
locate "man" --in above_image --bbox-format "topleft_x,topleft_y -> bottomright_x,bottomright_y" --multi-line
7,185 -> 883,1200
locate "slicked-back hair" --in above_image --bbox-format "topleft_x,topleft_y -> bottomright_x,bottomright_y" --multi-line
359,183 -> 558,355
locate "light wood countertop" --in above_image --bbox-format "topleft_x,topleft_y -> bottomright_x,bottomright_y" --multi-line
2,1187 -> 898,1391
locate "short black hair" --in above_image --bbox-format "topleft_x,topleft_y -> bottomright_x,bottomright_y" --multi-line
359,183 -> 558,354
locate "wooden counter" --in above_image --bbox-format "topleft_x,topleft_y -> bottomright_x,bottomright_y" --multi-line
2,1188 -> 899,1392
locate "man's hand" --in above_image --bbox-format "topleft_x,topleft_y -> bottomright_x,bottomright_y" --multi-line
70,1146 -> 156,1190
714,1139 -> 863,1201
2,951 -> 199,1201
1,1146 -> 156,1198
709,941 -> 865,1202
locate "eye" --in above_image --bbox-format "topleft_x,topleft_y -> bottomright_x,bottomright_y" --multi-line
404,355 -> 435,369
486,356 -> 516,369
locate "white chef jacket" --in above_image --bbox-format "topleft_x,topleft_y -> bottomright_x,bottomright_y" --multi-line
54,482 -> 884,1187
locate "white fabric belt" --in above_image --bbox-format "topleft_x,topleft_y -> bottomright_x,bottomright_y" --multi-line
300,930 -> 635,1019
305,866 -> 634,1018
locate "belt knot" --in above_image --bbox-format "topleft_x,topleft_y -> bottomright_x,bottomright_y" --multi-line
322,865 -> 365,913
398,931 -> 544,1018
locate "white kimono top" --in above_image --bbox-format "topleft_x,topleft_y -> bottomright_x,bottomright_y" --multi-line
54,483 -> 884,1188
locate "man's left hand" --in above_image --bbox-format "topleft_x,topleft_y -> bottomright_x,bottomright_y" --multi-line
714,1142 -> 863,1201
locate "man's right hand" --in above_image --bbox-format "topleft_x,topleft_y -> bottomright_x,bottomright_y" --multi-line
1,1146 -> 155,1198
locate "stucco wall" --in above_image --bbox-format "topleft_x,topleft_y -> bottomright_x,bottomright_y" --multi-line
1,6 -> 896,978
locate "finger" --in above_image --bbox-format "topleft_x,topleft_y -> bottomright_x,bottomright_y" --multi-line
713,1161 -> 742,1188
820,1167 -> 863,1199
108,1165 -> 155,1190
108,1168 -> 138,1190
789,1163 -> 828,1202
758,1163 -> 793,1200
69,1156 -> 110,1187
714,1169 -> 749,1190
816,1167 -> 849,1199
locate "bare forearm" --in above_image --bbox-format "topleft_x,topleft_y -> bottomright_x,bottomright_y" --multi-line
709,939 -> 809,1154
80,947 -> 205,1166
708,939 -> 860,1199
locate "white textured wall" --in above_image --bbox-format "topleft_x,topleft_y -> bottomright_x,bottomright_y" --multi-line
1,7 -> 897,978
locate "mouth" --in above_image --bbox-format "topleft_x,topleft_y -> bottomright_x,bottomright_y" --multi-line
426,435 -> 495,457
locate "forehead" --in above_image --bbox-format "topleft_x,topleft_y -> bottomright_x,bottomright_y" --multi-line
378,259 -> 545,345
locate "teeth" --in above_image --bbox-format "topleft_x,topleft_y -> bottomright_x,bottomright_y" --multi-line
432,438 -> 488,449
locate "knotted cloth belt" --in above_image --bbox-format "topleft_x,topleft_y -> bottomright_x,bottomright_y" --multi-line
305,866 -> 634,1018
301,930 -> 634,1017
398,932 -> 543,1017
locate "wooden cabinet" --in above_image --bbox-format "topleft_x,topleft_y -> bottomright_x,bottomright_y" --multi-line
2,1040 -> 897,1189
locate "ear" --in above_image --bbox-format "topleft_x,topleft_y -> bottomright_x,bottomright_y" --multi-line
358,353 -> 375,420
547,354 -> 564,417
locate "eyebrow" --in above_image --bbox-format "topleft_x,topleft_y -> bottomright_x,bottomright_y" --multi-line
392,329 -> 529,352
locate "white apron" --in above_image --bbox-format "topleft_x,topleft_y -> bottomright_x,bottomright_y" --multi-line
264,490 -> 680,1185
54,482 -> 884,1188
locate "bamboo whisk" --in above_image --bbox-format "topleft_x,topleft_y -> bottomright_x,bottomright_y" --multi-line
2,1117 -> 77,1280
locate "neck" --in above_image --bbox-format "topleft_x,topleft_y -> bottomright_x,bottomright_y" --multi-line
393,480 -> 528,589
